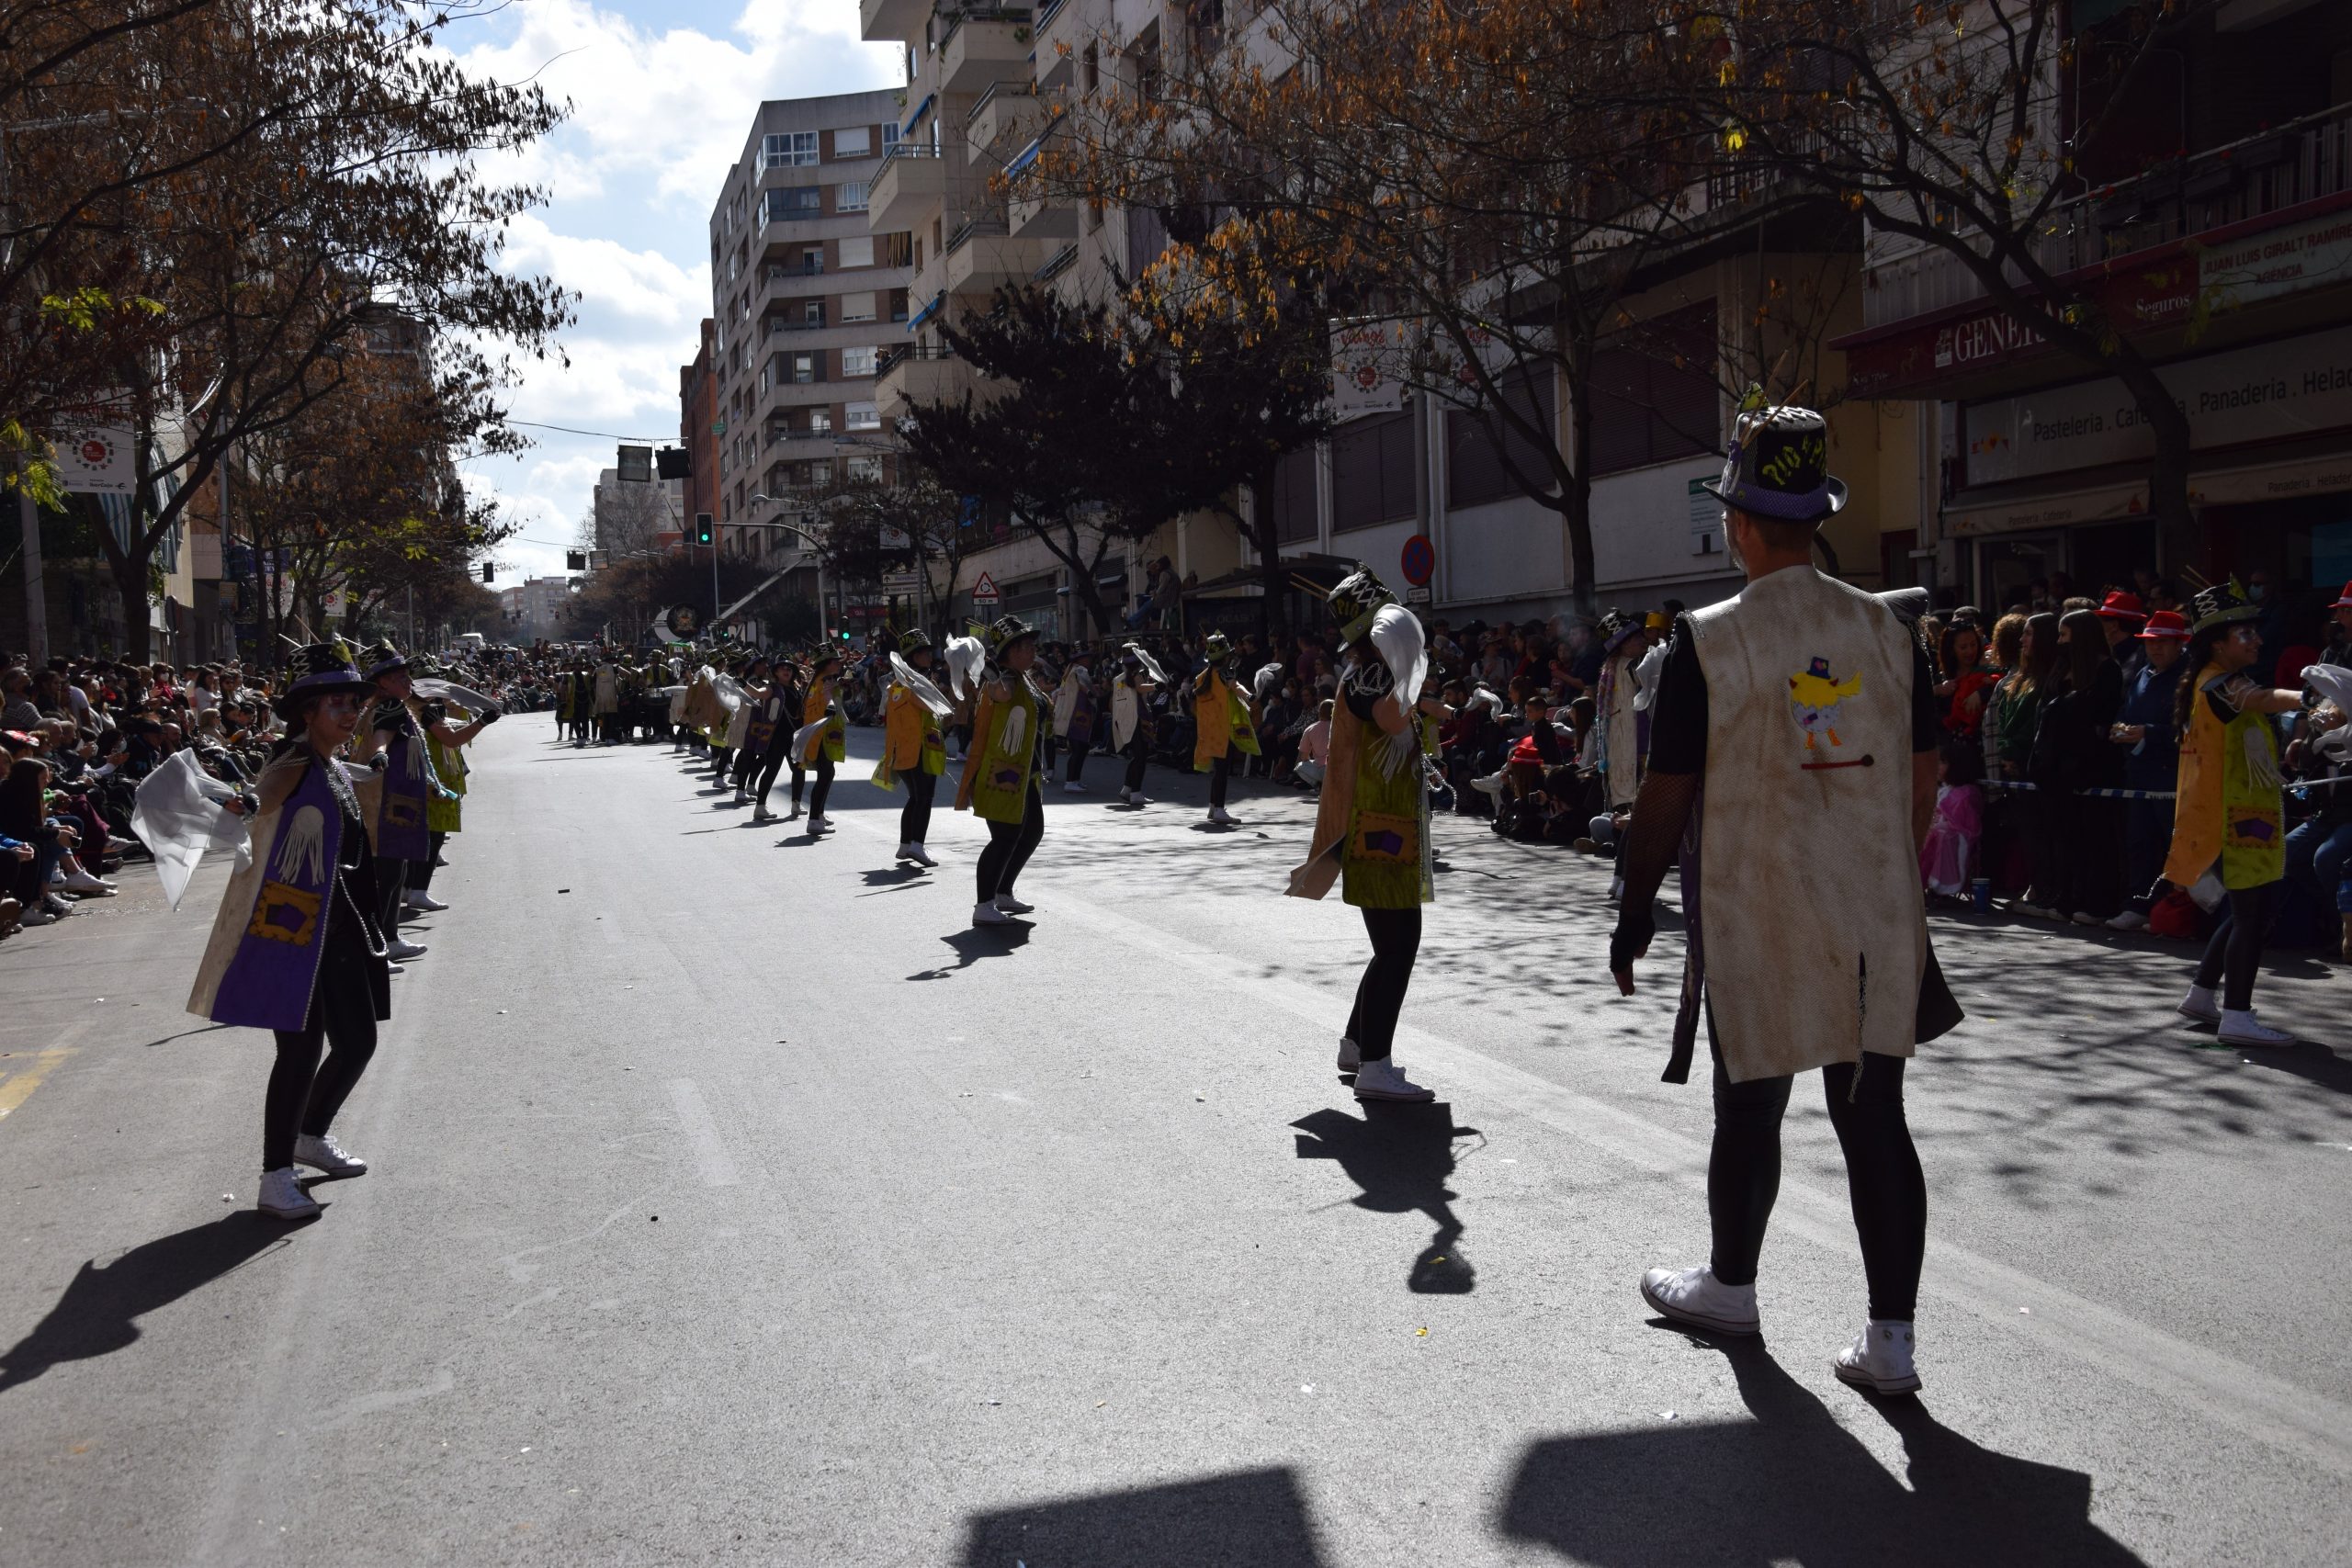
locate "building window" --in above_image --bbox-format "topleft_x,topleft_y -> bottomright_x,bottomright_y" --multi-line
842,346 -> 877,378
839,235 -> 876,269
1269,446 -> 1319,543
792,353 -> 819,383
846,456 -> 883,483
764,186 -> 820,223
882,121 -> 899,150
1446,370 -> 1558,510
834,127 -> 871,159
846,400 -> 881,430
763,131 -> 818,168
808,408 -> 832,434
1332,411 -> 1415,532
1588,303 -> 1719,477
838,181 -> 868,212
841,291 -> 877,323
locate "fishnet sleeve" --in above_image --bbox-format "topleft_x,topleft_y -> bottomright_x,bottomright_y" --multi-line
1607,769 -> 1700,975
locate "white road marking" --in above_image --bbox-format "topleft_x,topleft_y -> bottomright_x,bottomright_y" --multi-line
843,795 -> 2352,1480
667,1077 -> 741,1188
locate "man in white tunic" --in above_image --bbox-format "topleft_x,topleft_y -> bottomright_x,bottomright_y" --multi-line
1609,405 -> 1956,1397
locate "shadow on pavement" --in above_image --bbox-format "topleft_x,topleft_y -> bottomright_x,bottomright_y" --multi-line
909,923 -> 1032,979
1498,1337 -> 2145,1567
0,1213 -> 298,1395
1292,1101 -> 1482,1293
959,1465 -> 1327,1567
139,1021 -> 234,1049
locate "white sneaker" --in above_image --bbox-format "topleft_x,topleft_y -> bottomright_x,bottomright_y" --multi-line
405,890 -> 449,913
2218,1009 -> 2294,1047
786,805 -> 803,821
907,843 -> 937,867
387,960 -> 406,975
293,1132 -> 368,1177
1639,1263 -> 1760,1336
1833,1319 -> 1922,1394
17,905 -> 54,927
43,896 -> 75,918
2106,909 -> 2149,931
1606,877 -> 1623,906
895,842 -> 917,863
2177,984 -> 2221,1022
387,937 -> 428,962
1063,781 -> 1086,794
2069,910 -> 2103,927
1336,1035 -> 1361,1072
1128,793 -> 1149,807
809,817 -> 834,835
1471,772 -> 1507,797
256,1168 -> 321,1219
972,901 -> 1013,927
1351,1057 -> 1434,1102
1116,786 -> 1131,802
752,808 -> 776,823
1207,806 -> 1235,825
993,893 -> 1035,915
60,868 -> 113,895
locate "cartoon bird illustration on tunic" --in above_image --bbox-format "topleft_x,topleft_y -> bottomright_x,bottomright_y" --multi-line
1789,657 -> 1861,751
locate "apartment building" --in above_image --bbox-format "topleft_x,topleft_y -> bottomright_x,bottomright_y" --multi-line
678,318 -> 719,545
500,575 -> 573,644
707,89 -> 917,569
1833,0 -> 2352,614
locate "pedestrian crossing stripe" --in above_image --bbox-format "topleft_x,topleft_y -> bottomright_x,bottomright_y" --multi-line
0,1048 -> 75,1123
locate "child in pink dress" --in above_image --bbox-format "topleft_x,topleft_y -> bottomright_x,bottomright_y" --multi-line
1921,741 -> 1984,899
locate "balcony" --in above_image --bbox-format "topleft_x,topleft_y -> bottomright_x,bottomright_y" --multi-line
1036,0 -> 1077,85
944,216 -> 1048,295
876,344 -> 973,417
860,0 -> 925,43
967,80 -> 1048,160
1862,100 -> 2352,333
937,8 -> 1035,96
1009,187 -> 1076,240
870,141 -> 945,231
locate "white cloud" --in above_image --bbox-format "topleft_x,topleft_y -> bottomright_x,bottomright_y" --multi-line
435,0 -> 899,589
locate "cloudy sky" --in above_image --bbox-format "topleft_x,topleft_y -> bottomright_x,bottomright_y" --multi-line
440,1 -> 899,584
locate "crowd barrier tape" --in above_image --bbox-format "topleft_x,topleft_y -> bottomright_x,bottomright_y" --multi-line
1981,777 -> 2348,799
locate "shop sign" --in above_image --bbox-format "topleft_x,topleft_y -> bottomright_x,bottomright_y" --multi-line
1962,321 -> 2352,485
1330,318 -> 1408,419
2202,209 -> 2352,314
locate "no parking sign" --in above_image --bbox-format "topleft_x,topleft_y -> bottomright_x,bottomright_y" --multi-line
1399,534 -> 1434,588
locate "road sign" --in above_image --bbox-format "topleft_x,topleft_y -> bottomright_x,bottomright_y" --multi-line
970,570 -> 1001,604
1405,584 -> 1432,604
880,571 -> 918,593
1400,533 -> 1435,587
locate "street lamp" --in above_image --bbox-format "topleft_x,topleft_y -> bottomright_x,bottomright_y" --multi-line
749,492 -> 830,643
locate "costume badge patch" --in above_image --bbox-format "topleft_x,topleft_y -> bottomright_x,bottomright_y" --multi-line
1789,657 -> 1872,772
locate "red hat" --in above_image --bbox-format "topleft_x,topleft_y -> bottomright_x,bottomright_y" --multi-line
2332,580 -> 2352,609
2136,610 -> 2189,640
2096,590 -> 2147,623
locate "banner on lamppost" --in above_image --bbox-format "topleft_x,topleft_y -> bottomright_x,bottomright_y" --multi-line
56,427 -> 135,494
1329,319 -> 1407,420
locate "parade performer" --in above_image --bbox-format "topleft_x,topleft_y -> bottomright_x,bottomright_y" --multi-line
1112,643 -> 1167,807
746,658 -> 800,823
956,616 -> 1047,926
1193,632 -> 1261,826
1285,568 -> 1440,1104
403,676 -> 493,915
2165,581 -> 2344,1045
347,642 -> 432,966
729,657 -> 774,803
1609,404 -> 1952,1396
187,643 -> 390,1220
593,655 -> 621,745
797,651 -> 847,834
877,630 -> 952,865
1052,653 -> 1098,794
1585,610 -> 1651,900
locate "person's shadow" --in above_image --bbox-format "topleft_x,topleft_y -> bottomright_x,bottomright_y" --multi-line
1292,1102 -> 1480,1292
0,1213 -> 297,1396
1499,1335 -> 2145,1566
907,923 -> 1032,979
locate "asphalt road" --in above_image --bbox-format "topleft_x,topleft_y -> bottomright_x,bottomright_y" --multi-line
2,718 -> 2346,1566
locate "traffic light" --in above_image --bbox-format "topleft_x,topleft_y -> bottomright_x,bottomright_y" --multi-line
694,513 -> 714,546
481,562 -> 494,582
566,550 -> 587,570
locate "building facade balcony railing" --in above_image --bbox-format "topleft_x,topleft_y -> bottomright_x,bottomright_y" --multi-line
1862,99 -> 2352,333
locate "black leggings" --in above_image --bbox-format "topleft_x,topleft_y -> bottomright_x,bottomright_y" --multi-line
1210,752 -> 1231,808
1709,1052 -> 1926,1322
710,745 -> 733,780
2195,880 -> 2278,1011
1344,907 -> 1421,1063
265,931 -> 379,1170
752,744 -> 793,811
408,832 -> 448,893
976,784 -> 1045,902
899,767 -> 937,845
1124,742 -> 1148,794
808,753 -> 835,819
372,855 -> 408,939
731,742 -> 761,792
1065,740 -> 1088,784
